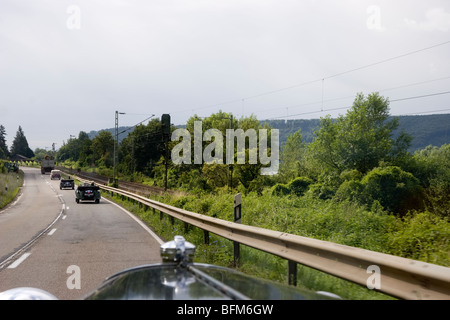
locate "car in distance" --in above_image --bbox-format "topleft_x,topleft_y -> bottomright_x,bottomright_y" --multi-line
60,178 -> 75,190
50,170 -> 61,180
75,182 -> 101,203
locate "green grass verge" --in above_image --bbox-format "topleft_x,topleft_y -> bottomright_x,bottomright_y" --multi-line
101,189 -> 399,300
0,170 -> 24,210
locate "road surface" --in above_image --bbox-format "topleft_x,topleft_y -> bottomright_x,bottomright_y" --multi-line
0,167 -> 164,300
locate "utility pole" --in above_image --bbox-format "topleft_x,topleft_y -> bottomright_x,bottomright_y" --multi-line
113,110 -> 125,187
161,114 -> 171,191
228,114 -> 233,193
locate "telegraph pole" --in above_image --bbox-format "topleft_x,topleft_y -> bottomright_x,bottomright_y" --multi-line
228,114 -> 233,193
113,110 -> 125,187
161,114 -> 171,191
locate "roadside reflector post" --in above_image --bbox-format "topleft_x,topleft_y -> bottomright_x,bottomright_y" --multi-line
233,193 -> 242,267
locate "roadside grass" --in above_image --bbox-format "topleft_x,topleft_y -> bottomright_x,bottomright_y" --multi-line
102,189 -> 396,300
0,170 -> 24,210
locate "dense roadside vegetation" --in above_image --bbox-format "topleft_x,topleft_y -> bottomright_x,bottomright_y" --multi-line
59,93 -> 449,298
1,92 -> 449,299
0,161 -> 24,210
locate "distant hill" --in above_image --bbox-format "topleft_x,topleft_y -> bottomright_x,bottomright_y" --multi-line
88,114 -> 449,153
393,114 -> 450,152
262,114 -> 450,152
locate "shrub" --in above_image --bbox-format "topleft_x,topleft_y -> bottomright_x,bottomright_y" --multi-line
308,183 -> 336,200
361,166 -> 423,215
388,211 -> 450,266
287,177 -> 313,196
271,183 -> 290,196
335,179 -> 364,204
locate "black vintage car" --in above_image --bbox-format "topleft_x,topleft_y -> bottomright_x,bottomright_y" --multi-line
0,236 -> 341,301
75,183 -> 101,203
60,179 -> 75,190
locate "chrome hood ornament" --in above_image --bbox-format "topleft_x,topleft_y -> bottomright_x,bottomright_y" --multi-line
160,235 -> 196,264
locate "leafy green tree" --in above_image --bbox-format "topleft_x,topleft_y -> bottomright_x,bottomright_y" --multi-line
119,119 -> 163,176
34,148 -> 55,162
0,125 -> 9,159
92,130 -> 114,168
10,126 -> 34,158
181,111 -> 268,191
56,132 -> 89,163
78,132 -> 92,166
308,92 -> 411,176
279,130 -> 305,182
412,144 -> 450,217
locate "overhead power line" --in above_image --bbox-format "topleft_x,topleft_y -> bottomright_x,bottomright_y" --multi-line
187,39 -> 450,113
266,90 -> 450,120
119,114 -> 155,135
254,75 -> 450,117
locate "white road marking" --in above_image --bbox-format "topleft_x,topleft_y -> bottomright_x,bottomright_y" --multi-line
103,198 -> 165,245
7,253 -> 31,269
48,228 -> 57,235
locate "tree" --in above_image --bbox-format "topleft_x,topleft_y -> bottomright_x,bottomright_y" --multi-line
279,130 -> 305,182
10,126 -> 34,158
119,119 -> 163,176
92,130 -> 114,168
413,144 -> 450,218
0,125 -> 9,159
308,92 -> 411,176
78,131 -> 92,166
172,111 -> 276,192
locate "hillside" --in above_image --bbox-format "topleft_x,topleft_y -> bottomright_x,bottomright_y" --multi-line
88,114 -> 449,153
263,114 -> 450,152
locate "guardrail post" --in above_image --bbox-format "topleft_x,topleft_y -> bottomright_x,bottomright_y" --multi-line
288,260 -> 297,286
204,230 -> 209,245
233,193 -> 242,267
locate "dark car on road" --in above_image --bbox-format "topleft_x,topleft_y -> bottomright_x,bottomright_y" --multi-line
75,182 -> 101,203
60,179 -> 75,190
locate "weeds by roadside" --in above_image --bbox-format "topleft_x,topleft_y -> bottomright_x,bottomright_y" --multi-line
0,170 -> 24,210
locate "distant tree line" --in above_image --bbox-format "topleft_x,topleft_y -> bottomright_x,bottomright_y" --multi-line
0,125 -> 34,159
56,118 -> 164,178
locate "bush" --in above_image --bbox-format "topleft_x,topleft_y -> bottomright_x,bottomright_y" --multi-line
271,183 -> 290,196
388,211 -> 450,266
308,183 -> 336,200
335,179 -> 364,204
287,177 -> 313,196
361,166 -> 423,215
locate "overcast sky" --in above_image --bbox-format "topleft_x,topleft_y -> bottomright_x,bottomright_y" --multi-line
1,0 -> 450,151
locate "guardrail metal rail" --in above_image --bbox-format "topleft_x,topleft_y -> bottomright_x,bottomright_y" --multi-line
70,173 -> 450,300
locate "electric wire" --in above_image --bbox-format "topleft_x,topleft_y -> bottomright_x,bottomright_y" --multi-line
253,76 -> 450,117
266,90 -> 450,120
184,39 -> 450,114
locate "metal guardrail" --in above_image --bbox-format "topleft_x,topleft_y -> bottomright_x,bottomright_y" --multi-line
72,174 -> 450,300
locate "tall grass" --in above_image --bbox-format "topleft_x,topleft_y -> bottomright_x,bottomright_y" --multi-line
0,170 -> 24,209
103,189 -> 407,299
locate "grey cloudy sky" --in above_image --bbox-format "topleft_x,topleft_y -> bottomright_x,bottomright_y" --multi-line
1,0 -> 450,151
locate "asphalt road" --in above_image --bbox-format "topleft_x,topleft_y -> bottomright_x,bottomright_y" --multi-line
0,167 -> 164,300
